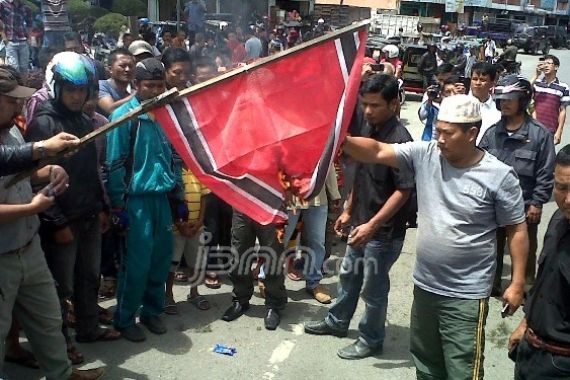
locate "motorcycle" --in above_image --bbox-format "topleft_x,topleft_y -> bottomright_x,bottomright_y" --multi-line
494,57 -> 521,75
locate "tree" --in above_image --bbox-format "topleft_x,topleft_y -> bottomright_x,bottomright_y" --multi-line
93,13 -> 128,38
67,0 -> 109,32
111,0 -> 147,17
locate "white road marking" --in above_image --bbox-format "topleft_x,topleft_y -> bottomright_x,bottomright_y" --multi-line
262,340 -> 296,379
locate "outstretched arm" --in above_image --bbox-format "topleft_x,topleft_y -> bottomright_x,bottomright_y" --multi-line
343,136 -> 399,167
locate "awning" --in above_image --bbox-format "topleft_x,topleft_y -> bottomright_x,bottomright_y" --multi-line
315,0 -> 395,7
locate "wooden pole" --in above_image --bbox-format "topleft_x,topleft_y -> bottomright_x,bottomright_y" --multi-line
5,88 -> 180,188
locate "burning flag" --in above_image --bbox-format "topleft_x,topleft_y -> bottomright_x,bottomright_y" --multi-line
153,22 -> 368,225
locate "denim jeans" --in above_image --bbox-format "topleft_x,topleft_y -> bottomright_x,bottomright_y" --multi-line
326,233 -> 405,348
283,204 -> 328,289
5,41 -> 29,74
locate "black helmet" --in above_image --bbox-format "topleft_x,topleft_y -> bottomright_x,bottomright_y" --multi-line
494,74 -> 532,111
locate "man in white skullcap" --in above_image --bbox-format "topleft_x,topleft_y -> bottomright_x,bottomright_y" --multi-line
343,94 -> 529,379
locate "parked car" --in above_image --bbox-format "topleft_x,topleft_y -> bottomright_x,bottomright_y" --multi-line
542,25 -> 568,49
512,25 -> 550,55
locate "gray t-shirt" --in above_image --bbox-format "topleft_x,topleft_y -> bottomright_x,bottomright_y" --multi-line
0,127 -> 40,254
394,141 -> 526,299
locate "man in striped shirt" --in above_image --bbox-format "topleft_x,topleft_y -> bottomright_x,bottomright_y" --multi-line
532,54 -> 570,145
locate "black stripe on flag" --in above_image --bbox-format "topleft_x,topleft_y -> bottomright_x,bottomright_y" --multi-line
304,31 -> 359,200
340,32 -> 357,77
169,100 -> 285,214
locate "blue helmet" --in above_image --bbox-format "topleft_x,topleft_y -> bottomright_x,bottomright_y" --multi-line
48,52 -> 96,101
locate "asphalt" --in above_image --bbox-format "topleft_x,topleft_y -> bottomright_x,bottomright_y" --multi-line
5,48 -> 570,380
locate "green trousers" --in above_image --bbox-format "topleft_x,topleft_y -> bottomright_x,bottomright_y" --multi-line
114,194 -> 173,329
410,286 -> 489,380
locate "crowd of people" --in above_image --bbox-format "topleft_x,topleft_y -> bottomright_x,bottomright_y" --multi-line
0,1 -> 570,380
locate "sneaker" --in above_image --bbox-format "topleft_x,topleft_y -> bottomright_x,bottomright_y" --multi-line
119,324 -> 146,342
337,340 -> 382,360
140,315 -> 167,335
304,320 -> 347,337
306,285 -> 332,304
68,367 -> 106,380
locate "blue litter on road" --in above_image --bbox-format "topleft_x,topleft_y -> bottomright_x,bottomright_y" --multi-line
213,344 -> 237,356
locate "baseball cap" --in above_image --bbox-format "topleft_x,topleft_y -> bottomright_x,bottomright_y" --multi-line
0,69 -> 36,98
437,94 -> 482,123
135,58 -> 165,81
129,40 -> 154,57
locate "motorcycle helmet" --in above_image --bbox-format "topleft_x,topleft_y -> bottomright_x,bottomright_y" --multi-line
381,44 -> 400,59
494,74 -> 532,112
47,52 -> 96,102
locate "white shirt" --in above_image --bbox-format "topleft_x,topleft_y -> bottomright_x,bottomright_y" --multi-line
472,93 -> 502,144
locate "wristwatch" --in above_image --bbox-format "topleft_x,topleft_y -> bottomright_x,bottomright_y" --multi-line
35,140 -> 47,159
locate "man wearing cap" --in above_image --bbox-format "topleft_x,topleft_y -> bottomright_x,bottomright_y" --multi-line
479,74 -> 555,294
343,94 -> 528,379
0,68 -> 105,379
106,58 -> 185,342
128,40 -> 156,63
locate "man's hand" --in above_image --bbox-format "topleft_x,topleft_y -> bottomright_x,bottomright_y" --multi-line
502,283 -> 525,316
554,131 -> 562,145
48,165 -> 69,196
509,319 -> 527,350
536,62 -> 543,76
30,192 -> 55,213
54,226 -> 74,245
361,63 -> 374,82
186,221 -> 202,237
334,211 -> 351,236
99,212 -> 110,233
330,199 -> 342,213
526,205 -> 542,224
42,133 -> 80,157
348,222 -> 377,247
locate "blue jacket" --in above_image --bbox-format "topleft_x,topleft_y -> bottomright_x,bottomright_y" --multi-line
105,96 -> 183,208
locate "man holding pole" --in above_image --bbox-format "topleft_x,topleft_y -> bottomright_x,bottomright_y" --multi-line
105,58 -> 185,342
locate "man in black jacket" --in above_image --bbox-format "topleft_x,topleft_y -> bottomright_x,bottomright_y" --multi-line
25,53 -> 120,361
509,144 -> 570,379
479,74 -> 556,294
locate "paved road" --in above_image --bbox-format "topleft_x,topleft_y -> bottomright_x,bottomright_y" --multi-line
6,49 -> 570,380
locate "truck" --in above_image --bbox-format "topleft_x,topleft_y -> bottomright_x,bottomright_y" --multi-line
370,13 -> 441,37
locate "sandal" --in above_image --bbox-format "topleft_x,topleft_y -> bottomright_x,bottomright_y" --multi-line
286,257 -> 304,281
67,344 -> 84,365
174,271 -> 188,282
187,295 -> 210,310
98,305 -> 113,325
75,328 -> 121,344
204,272 -> 221,289
5,349 -> 40,369
164,297 -> 179,315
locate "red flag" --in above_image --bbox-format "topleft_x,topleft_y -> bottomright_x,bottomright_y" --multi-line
154,22 -> 367,225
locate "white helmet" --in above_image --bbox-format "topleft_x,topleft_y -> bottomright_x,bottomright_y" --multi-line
381,44 -> 399,59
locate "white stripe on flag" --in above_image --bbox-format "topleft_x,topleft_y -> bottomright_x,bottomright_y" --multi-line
353,31 -> 360,49
335,38 -> 349,85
